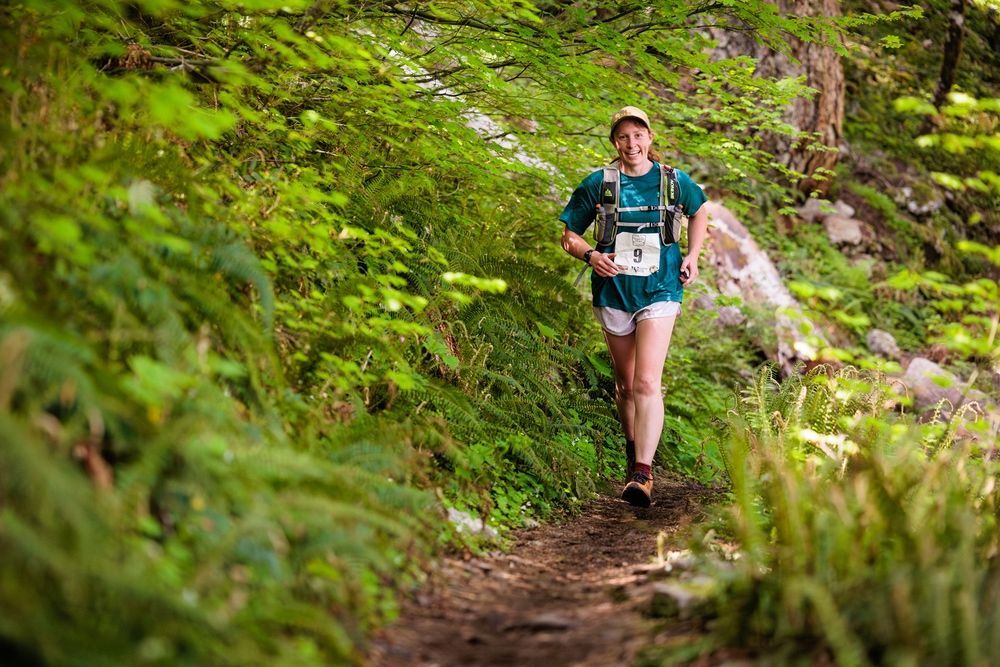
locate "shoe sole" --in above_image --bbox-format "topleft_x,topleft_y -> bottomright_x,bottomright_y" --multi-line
621,484 -> 651,508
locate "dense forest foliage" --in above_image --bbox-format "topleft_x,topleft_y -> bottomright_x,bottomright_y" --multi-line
1,0 -> 997,665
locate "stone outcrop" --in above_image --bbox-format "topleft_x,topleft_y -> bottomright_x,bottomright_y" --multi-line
705,201 -> 830,375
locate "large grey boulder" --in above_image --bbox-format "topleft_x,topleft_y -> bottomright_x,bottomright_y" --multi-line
705,201 -> 830,375
447,507 -> 499,541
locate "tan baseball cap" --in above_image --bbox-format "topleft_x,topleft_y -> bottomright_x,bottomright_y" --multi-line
609,106 -> 651,140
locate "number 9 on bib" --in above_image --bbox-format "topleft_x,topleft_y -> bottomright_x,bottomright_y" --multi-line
613,232 -> 660,276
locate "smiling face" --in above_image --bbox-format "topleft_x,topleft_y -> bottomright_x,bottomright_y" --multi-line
611,119 -> 654,174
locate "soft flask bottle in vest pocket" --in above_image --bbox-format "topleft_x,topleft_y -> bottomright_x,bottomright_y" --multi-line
595,203 -> 617,246
595,173 -> 619,247
658,167 -> 682,246
660,207 -> 682,246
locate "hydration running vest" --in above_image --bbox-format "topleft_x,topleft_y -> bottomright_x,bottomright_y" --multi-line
594,162 -> 683,248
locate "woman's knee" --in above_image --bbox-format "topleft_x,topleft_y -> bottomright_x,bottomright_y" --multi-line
632,376 -> 662,399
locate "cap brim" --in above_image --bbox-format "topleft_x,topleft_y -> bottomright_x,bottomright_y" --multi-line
610,116 -> 649,138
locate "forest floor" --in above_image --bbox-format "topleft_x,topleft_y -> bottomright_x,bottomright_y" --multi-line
369,475 -> 731,667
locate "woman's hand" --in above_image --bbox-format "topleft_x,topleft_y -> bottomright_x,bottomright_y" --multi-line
680,255 -> 698,286
590,251 -> 619,278
561,225 -> 619,278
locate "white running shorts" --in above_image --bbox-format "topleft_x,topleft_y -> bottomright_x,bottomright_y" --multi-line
593,301 -> 681,336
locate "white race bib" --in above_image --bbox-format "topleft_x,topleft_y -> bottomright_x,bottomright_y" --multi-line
613,232 -> 660,276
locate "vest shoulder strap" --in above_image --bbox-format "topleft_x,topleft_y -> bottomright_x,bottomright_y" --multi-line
599,162 -> 681,215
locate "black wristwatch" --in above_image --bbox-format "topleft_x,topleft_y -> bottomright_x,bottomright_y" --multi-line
583,249 -> 594,265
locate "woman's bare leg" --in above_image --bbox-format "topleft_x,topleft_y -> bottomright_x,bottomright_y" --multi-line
603,329 -> 637,442
631,316 -> 676,465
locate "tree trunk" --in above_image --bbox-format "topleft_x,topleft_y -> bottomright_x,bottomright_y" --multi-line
711,0 -> 845,196
932,0 -> 967,109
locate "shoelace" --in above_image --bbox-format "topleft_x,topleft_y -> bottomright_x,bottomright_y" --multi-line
631,471 -> 651,484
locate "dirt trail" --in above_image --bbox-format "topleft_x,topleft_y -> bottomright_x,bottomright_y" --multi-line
370,476 -> 713,667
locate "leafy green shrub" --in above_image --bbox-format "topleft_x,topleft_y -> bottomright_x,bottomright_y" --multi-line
0,2 -> 609,663
702,366 -> 999,666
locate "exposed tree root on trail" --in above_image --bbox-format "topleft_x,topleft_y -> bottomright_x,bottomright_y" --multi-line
371,476 -> 716,667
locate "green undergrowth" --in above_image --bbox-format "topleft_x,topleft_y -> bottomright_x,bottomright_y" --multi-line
740,184 -> 931,368
741,184 -> 993,375
643,365 -> 999,666
734,2 -> 999,372
843,0 -> 998,237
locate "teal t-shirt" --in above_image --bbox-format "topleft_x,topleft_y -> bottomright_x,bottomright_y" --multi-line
559,162 -> 707,312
